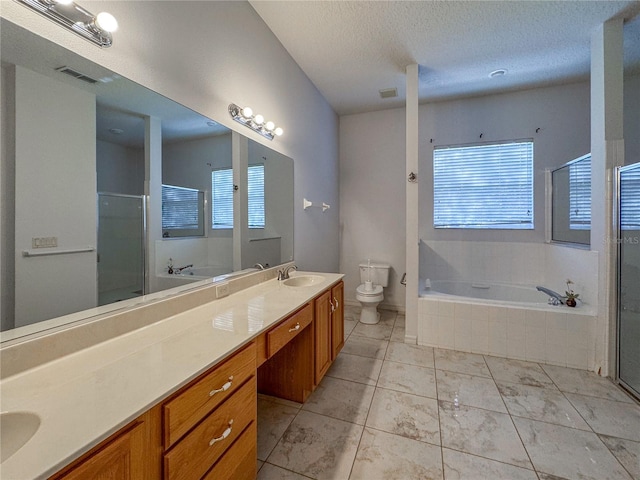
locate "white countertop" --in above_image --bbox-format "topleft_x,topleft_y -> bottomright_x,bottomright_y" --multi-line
0,272 -> 343,480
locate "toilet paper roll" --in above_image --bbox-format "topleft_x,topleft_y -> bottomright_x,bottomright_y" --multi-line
365,280 -> 373,292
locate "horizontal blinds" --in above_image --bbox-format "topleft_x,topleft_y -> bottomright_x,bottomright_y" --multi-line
569,156 -> 591,230
212,168 -> 234,229
211,166 -> 265,229
433,141 -> 534,229
620,164 -> 640,230
248,164 -> 265,228
162,184 -> 201,230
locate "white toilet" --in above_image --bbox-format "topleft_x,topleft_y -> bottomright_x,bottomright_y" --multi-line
356,261 -> 390,324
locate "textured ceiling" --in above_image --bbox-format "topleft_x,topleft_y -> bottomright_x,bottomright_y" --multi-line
250,1 -> 640,115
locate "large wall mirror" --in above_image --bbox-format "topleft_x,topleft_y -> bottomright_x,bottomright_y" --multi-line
551,153 -> 591,246
0,19 -> 293,339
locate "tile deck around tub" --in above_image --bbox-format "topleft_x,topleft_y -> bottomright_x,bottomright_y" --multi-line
258,308 -> 640,480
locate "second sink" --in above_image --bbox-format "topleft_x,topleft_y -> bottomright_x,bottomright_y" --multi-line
283,275 -> 324,287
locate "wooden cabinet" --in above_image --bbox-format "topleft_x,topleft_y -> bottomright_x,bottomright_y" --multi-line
162,342 -> 257,480
49,407 -> 161,480
314,290 -> 332,384
331,281 -> 345,360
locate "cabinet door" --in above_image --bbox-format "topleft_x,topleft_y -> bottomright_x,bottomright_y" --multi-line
314,289 -> 332,384
52,422 -> 145,480
331,281 -> 344,360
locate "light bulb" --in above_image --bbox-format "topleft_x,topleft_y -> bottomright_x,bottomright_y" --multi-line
241,106 -> 253,118
55,0 -> 74,5
274,127 -> 283,136
95,12 -> 118,32
265,121 -> 275,131
254,114 -> 264,125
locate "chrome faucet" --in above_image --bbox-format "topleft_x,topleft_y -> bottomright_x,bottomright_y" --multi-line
253,263 -> 265,270
175,264 -> 193,273
278,264 -> 297,280
536,286 -> 564,305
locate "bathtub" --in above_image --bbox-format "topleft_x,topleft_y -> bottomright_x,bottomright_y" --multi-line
418,279 -> 598,370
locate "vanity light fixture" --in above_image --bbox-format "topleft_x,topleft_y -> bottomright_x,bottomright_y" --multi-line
228,103 -> 283,140
15,0 -> 118,48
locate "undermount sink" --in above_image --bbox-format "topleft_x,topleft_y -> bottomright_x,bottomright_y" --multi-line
283,275 -> 325,287
0,411 -> 41,463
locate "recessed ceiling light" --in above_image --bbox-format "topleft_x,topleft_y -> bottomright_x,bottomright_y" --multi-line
379,87 -> 398,99
108,128 -> 124,135
489,69 -> 507,78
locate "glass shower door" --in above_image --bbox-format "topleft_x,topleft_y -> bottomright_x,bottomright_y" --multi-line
97,193 -> 146,306
617,163 -> 640,399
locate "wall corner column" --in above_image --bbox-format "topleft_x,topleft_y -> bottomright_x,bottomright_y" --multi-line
405,63 -> 419,344
590,19 -> 624,376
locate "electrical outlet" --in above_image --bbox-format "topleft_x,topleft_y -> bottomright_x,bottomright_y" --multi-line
216,282 -> 230,298
32,237 -> 58,248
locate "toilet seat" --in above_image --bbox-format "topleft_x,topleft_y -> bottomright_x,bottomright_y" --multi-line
356,284 -> 383,296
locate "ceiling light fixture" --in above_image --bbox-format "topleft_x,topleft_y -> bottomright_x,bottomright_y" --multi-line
489,69 -> 507,78
15,0 -> 118,47
228,103 -> 283,140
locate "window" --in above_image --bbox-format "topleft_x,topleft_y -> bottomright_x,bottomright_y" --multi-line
620,164 -> 640,230
569,154 -> 591,230
433,141 -> 534,229
211,165 -> 265,229
162,184 -> 204,237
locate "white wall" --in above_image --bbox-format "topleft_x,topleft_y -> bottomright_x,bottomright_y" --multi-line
0,1 -> 340,275
13,66 -> 97,326
339,108 -> 407,310
97,140 -> 144,195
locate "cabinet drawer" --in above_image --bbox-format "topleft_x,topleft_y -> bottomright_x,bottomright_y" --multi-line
164,376 -> 257,480
267,303 -> 312,357
202,421 -> 257,480
163,342 -> 256,448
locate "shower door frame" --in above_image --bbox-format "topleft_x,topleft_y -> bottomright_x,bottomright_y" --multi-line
614,163 -> 640,401
97,192 -> 147,304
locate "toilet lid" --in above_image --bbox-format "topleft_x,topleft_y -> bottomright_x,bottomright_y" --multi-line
356,284 -> 383,296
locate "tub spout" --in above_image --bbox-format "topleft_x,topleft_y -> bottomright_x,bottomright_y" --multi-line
536,286 -> 564,305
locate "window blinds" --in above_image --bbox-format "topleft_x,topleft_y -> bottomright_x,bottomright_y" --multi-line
433,141 -> 534,229
569,155 -> 591,230
162,184 -> 201,230
211,165 -> 265,229
620,164 -> 640,230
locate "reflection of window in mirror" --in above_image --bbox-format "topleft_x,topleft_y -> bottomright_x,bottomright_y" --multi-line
211,166 -> 265,229
551,153 -> 591,246
161,185 -> 205,238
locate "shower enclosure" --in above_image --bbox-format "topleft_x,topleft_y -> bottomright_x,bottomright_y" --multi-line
616,162 -> 640,400
97,193 -> 146,306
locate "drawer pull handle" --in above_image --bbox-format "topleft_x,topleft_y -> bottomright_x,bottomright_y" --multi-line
209,419 -> 233,446
334,297 -> 339,309
288,322 -> 301,333
329,299 -> 335,311
209,376 -> 233,397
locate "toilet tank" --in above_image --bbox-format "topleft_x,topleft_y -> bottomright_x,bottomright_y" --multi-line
359,262 -> 390,287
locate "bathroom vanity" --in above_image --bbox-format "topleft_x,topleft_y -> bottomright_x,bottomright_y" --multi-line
0,270 -> 344,480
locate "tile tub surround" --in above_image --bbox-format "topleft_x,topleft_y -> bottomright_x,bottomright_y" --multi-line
418,296 -> 598,370
257,311 -> 640,480
0,270 -> 343,480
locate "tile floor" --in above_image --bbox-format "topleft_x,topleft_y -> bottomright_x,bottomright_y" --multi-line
256,306 -> 640,480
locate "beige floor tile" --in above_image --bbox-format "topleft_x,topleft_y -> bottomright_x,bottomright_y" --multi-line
302,376 -> 375,425
350,428 -> 443,479
435,348 -> 491,377
436,369 -> 507,413
326,352 -> 383,386
341,335 -> 388,359
377,360 -> 437,398
351,322 -> 394,341
257,463 -> 310,479
485,356 -> 555,388
443,448 -> 538,480
541,364 -> 635,403
565,393 -> 640,441
267,410 -> 363,479
257,398 -> 300,461
385,341 -> 434,368
365,387 -> 440,444
599,435 -> 640,480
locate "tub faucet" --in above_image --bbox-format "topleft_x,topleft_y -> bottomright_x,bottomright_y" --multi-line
254,263 -> 265,270
278,264 -> 297,280
175,264 -> 193,273
536,286 -> 564,305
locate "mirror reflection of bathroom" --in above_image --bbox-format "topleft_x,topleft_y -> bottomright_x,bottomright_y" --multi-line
355,260 -> 390,324
551,153 -> 591,246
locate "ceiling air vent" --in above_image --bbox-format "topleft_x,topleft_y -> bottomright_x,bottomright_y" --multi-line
55,66 -> 99,84
379,88 -> 398,99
